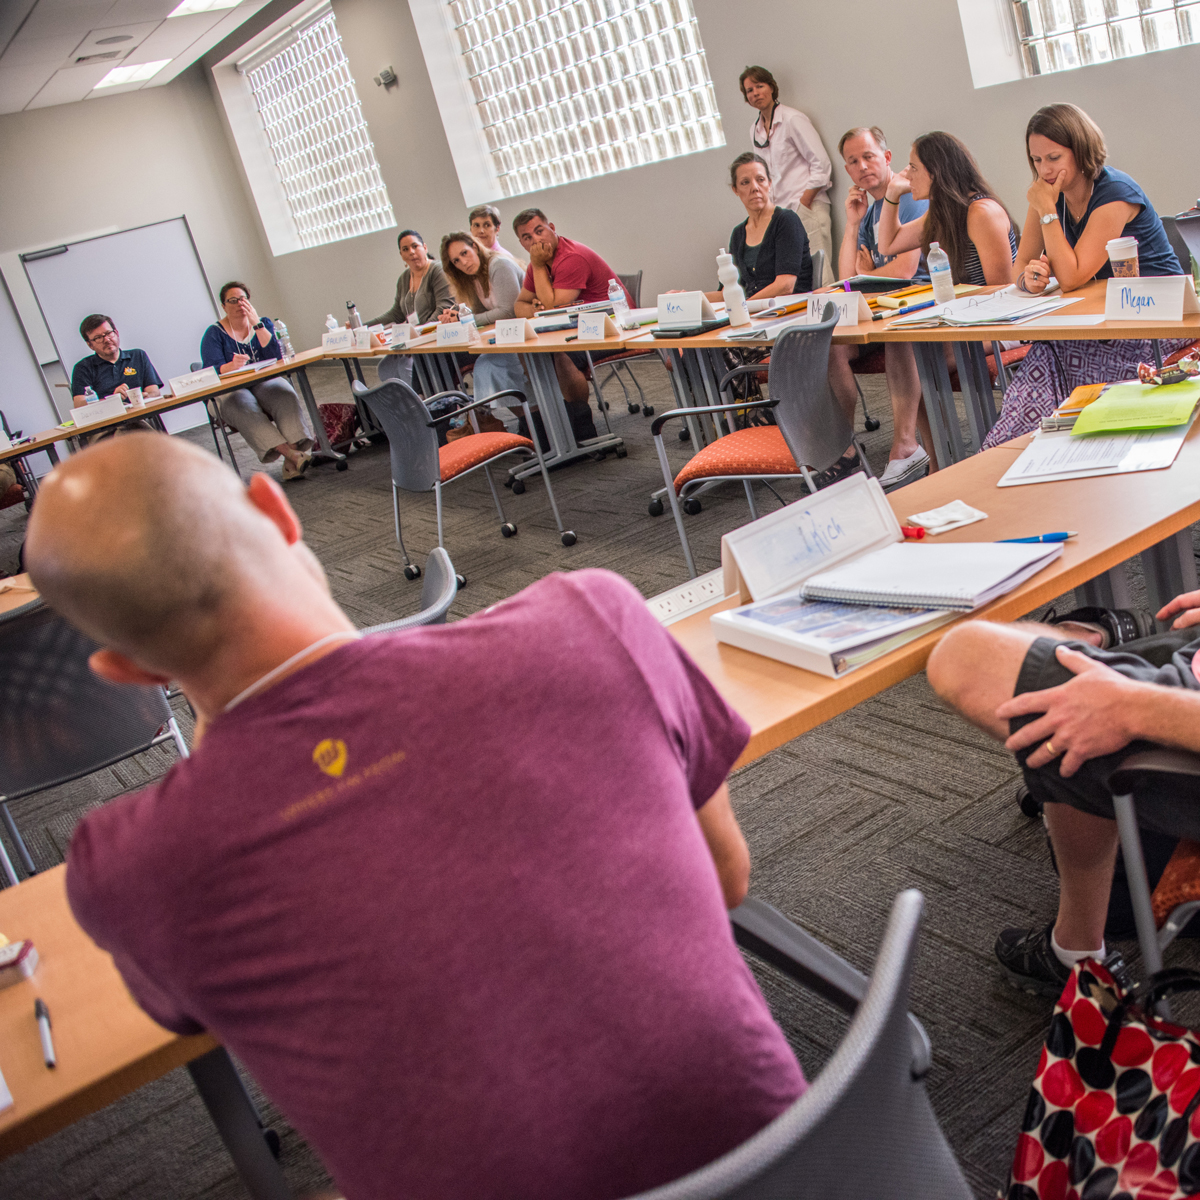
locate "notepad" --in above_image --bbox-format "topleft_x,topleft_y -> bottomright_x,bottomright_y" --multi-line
1071,379 -> 1200,436
799,542 -> 1062,611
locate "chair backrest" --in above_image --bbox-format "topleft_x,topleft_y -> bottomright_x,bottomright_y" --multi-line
0,601 -> 174,800
360,548 -> 458,634
358,379 -> 441,493
1160,215 -> 1194,277
619,271 -> 643,308
765,305 -> 849,475
190,362 -> 202,372
809,248 -> 825,290
620,890 -> 970,1200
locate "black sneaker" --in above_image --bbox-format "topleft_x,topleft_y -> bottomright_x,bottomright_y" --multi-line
810,450 -> 864,490
995,922 -> 1072,997
1043,605 -> 1154,649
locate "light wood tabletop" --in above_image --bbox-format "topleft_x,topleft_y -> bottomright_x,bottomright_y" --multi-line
0,865 -> 216,1157
670,419 -> 1200,767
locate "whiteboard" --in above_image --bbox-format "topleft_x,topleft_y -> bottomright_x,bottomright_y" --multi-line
22,218 -> 219,434
0,272 -> 57,476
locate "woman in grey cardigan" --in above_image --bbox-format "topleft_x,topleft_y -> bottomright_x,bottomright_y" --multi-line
367,229 -> 453,327
439,231 -> 527,401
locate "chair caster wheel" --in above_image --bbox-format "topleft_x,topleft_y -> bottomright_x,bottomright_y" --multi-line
642,405 -> 654,417
501,522 -> 517,537
336,459 -> 349,471
648,498 -> 664,517
455,574 -> 467,588
561,531 -> 577,546
1017,784 -> 1042,820
503,477 -> 514,489
864,417 -> 881,432
615,447 -> 627,458
264,1129 -> 282,1160
678,428 -> 690,442
403,564 -> 421,581
600,399 -> 609,410
627,403 -> 640,414
683,498 -> 702,515
511,479 -> 526,494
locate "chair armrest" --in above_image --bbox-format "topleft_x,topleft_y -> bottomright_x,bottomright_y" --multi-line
424,391 -> 527,428
717,362 -> 771,392
731,895 -> 933,1079
1110,747 -> 1200,799
649,398 -> 778,438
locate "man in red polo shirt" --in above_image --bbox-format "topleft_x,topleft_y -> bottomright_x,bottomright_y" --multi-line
513,208 -> 632,444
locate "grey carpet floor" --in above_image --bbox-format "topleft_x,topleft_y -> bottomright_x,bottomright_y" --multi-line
1,358 -> 1196,1200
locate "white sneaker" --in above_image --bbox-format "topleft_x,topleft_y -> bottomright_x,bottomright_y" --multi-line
878,446 -> 929,491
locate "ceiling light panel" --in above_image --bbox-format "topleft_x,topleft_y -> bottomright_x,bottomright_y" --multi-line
94,57 -> 170,86
168,0 -> 239,16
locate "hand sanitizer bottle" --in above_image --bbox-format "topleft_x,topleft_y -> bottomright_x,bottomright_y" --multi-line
928,242 -> 955,304
716,248 -> 751,327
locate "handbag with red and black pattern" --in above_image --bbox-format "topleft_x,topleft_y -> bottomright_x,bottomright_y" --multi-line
1005,959 -> 1200,1199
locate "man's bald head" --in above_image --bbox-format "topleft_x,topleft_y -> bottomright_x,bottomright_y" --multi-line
27,434 -> 308,676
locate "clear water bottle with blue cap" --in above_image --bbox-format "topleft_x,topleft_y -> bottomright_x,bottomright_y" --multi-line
608,278 -> 632,328
83,386 -> 99,404
458,303 -> 478,339
927,242 -> 955,305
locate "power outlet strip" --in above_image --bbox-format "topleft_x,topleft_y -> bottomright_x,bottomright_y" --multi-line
646,568 -> 727,625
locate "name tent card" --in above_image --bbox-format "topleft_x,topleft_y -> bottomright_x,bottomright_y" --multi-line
1104,275 -> 1200,322
494,318 -> 539,345
807,292 -> 873,328
0,431 -> 11,452
436,321 -> 478,347
353,327 -> 372,349
576,311 -> 620,341
168,365 -> 218,396
656,292 -> 718,328
72,396 -> 128,427
322,328 -> 353,351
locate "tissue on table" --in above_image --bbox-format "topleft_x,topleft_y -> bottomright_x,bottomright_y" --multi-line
906,499 -> 988,534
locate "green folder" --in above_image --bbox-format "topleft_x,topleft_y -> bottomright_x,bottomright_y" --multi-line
1071,379 -> 1200,436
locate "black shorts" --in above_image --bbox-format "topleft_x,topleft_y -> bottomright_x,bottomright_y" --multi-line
564,349 -> 624,375
1012,631 -> 1200,836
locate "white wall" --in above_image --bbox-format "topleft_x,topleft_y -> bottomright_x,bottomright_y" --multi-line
3,0 -> 1200,354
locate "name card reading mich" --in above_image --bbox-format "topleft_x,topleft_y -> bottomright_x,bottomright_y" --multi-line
575,311 -> 620,342
806,292 -> 873,329
168,365 -> 219,396
494,318 -> 539,345
1105,275 -> 1200,322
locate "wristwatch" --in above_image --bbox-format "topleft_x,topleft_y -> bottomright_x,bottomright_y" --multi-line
252,320 -> 265,330
1040,212 -> 1059,226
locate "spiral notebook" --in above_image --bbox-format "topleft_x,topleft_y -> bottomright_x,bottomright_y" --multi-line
799,542 -> 1062,611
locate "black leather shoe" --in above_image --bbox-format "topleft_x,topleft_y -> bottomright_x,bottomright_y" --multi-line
995,922 -> 1072,997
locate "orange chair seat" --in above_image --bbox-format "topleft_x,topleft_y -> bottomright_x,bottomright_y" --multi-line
438,432 -> 534,482
947,344 -> 1032,390
1152,838 -> 1200,927
673,425 -> 797,494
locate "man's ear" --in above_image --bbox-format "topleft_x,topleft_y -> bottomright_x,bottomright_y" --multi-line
89,648 -> 172,687
246,472 -> 302,545
884,149 -> 893,167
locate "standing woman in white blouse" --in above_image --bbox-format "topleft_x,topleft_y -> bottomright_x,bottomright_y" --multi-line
740,65 -> 834,286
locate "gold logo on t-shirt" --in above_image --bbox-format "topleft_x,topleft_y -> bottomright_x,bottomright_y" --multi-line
312,738 -> 348,777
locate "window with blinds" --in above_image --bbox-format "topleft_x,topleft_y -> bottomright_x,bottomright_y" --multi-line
243,7 -> 395,250
449,0 -> 724,199
1012,0 -> 1200,75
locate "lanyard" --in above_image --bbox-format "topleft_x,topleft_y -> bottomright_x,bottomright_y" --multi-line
223,631 -> 361,713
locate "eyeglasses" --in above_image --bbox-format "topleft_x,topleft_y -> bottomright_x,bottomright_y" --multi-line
223,295 -> 249,304
87,328 -> 119,344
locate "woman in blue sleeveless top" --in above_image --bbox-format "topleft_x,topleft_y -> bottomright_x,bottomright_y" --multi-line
984,104 -> 1188,447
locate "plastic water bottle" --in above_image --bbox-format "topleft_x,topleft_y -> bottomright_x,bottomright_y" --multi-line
928,242 -> 955,304
716,248 -> 751,327
83,386 -> 99,404
607,278 -> 633,329
346,301 -> 363,329
458,303 -> 479,341
325,313 -> 339,332
275,320 -> 295,359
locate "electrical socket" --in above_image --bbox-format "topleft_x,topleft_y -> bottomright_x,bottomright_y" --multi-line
646,568 -> 726,625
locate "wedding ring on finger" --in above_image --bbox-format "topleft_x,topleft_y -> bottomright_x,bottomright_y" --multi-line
1045,739 -> 1058,758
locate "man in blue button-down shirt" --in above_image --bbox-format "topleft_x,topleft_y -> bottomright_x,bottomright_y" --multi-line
70,315 -> 163,409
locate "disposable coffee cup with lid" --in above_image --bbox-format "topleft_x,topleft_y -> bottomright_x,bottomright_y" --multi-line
1106,236 -> 1139,278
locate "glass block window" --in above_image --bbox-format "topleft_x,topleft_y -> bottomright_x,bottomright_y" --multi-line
1012,0 -> 1200,75
243,7 -> 396,249
448,0 -> 724,198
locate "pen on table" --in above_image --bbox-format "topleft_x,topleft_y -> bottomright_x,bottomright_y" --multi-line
35,998 -> 55,1068
997,532 -> 1078,544
565,334 -> 578,342
874,298 -> 937,321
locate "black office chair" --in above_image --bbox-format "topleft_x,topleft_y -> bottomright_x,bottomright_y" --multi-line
0,599 -> 188,885
360,548 -> 458,634
619,890 -> 971,1200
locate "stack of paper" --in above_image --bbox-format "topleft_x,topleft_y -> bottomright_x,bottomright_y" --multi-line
890,293 -> 1077,328
1071,379 -> 1200,436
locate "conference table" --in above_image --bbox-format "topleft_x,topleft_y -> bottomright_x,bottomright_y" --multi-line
670,420 -> 1200,768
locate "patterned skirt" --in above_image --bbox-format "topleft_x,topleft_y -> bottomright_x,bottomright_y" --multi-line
981,338 -> 1198,449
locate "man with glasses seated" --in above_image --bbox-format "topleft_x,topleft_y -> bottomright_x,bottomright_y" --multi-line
71,315 -> 163,409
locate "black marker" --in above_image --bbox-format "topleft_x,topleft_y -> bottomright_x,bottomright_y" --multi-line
35,998 -> 55,1068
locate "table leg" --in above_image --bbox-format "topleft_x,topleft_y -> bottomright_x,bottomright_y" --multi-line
912,343 -> 962,467
187,1048 -> 291,1200
661,348 -> 707,448
1142,528 -> 1198,626
290,366 -> 345,466
46,445 -> 60,466
950,341 -> 996,451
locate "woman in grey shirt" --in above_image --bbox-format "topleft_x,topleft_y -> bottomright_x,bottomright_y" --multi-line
368,229 -> 453,327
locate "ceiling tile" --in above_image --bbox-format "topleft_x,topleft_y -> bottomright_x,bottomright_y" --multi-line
102,0 -> 181,21
0,34 -> 83,67
126,11 -> 219,60
14,1 -> 114,43
0,62 -> 51,113
26,61 -> 112,107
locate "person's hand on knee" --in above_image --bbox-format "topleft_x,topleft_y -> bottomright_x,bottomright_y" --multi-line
998,646 -> 1144,776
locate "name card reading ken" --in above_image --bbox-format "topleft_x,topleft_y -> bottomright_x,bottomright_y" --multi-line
656,291 -> 717,327
322,327 -> 354,351
807,292 -> 873,328
1105,275 -> 1200,322
494,318 -> 538,345
576,311 -> 620,341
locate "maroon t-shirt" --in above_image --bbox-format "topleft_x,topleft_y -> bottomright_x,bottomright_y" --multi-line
67,570 -> 804,1200
521,235 -> 632,306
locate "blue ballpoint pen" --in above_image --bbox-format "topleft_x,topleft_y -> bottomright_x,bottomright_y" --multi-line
997,532 -> 1078,543
893,299 -> 936,316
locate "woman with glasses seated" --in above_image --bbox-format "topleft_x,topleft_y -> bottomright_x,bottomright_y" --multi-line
200,282 -> 314,481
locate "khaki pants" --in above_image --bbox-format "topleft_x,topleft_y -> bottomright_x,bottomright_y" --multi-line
795,201 -> 834,287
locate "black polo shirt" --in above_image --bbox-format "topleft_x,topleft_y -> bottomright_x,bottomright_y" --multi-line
70,348 -> 163,399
